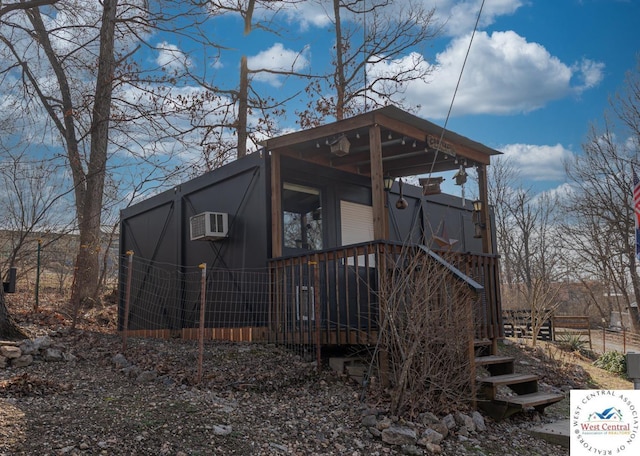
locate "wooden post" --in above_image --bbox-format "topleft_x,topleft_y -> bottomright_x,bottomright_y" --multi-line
476,164 -> 492,255
313,255 -> 321,372
122,250 -> 134,352
270,152 -> 283,257
369,124 -> 386,240
197,263 -> 206,383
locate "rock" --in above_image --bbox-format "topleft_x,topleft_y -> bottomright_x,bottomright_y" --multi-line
423,442 -> 442,454
12,354 -> 33,368
0,356 -> 6,368
401,444 -> 423,455
122,365 -> 142,378
269,442 -> 288,452
381,425 -> 417,446
471,411 -> 486,432
0,345 -> 21,359
441,414 -> 456,430
43,347 -> 64,361
455,412 -> 475,432
63,352 -> 77,362
33,335 -> 52,350
418,428 -> 444,445
136,370 -> 158,383
368,427 -> 382,438
0,340 -> 18,346
112,353 -> 130,368
427,422 -> 449,438
361,414 -> 378,427
418,412 -> 440,426
18,339 -> 37,356
212,424 -> 232,436
158,375 -> 175,387
377,417 -> 393,430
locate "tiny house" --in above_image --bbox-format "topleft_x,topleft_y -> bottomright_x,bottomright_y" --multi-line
119,106 -> 503,346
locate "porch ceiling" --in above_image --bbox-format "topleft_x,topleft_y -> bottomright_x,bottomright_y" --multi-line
262,106 -> 502,179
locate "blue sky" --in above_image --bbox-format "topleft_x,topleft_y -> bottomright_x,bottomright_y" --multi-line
156,0 -> 639,195
3,0 -> 638,206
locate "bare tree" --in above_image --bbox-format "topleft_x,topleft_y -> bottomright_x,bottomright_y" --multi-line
563,110 -> 640,331
489,158 -> 564,345
0,287 -> 27,339
0,1 -> 200,313
299,0 -> 440,126
0,147 -> 75,282
182,0 -> 309,163
0,0 -> 59,18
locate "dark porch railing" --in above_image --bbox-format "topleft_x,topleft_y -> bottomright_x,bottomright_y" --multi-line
268,241 -> 502,346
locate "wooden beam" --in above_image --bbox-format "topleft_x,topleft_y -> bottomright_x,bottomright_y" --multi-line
263,115 -> 375,151
270,152 -> 283,257
369,124 -> 386,239
477,164 -> 493,255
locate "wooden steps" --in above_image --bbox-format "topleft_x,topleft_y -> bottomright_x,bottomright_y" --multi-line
474,341 -> 565,420
329,356 -> 369,385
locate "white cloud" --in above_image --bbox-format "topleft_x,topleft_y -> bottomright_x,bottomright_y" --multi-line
435,0 -> 525,36
499,143 -> 574,182
259,0 -> 525,37
156,41 -> 193,72
247,43 -> 310,87
385,30 -> 604,118
572,58 -> 605,93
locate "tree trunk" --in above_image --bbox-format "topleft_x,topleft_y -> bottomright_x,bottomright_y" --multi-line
0,289 -> 27,340
69,0 -> 118,315
237,55 -> 248,158
333,0 -> 346,120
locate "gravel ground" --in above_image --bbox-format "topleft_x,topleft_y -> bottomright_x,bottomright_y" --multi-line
0,305 -> 587,455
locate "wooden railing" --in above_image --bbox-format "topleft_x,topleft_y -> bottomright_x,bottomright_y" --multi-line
268,241 -> 502,346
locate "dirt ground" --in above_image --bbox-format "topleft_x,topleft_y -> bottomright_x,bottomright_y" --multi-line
0,298 -> 635,455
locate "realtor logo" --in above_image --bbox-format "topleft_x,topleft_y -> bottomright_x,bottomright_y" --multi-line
571,390 -> 640,455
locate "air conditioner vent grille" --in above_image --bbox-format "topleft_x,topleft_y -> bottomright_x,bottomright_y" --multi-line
189,212 -> 229,241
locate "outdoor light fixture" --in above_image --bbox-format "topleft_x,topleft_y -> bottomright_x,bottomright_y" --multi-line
472,199 -> 486,238
329,135 -> 351,157
383,175 -> 395,191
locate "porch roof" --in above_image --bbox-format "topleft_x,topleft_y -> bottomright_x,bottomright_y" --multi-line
262,105 -> 501,179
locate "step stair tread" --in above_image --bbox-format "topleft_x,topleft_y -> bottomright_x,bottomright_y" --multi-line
474,355 -> 515,366
474,339 -> 492,347
478,373 -> 539,386
494,391 -> 565,408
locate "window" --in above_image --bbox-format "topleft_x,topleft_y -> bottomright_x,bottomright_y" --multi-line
282,183 -> 322,250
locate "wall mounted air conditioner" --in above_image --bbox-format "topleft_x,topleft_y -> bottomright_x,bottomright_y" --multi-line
189,212 -> 229,241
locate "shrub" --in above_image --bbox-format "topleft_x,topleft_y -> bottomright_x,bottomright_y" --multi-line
556,333 -> 589,352
594,351 -> 628,378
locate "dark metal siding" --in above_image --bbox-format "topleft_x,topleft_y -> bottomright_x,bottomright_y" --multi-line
119,152 -> 270,330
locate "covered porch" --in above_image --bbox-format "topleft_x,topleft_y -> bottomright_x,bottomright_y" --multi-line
263,106 -> 503,348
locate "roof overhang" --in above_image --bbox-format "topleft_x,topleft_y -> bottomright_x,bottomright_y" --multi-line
262,106 -> 501,178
